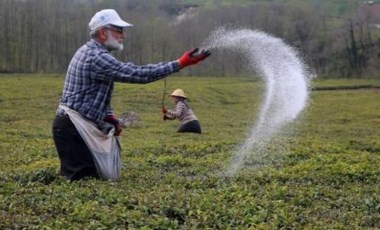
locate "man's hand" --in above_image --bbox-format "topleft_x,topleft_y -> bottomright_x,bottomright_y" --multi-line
162,106 -> 168,114
178,48 -> 211,69
104,115 -> 122,136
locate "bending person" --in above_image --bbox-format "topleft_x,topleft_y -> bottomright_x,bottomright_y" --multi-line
162,89 -> 202,134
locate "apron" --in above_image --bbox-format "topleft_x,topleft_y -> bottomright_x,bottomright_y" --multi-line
59,105 -> 121,180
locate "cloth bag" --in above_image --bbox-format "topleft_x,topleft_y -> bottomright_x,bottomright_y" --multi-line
59,105 -> 121,180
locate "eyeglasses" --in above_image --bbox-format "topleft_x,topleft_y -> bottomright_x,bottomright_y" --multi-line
104,25 -> 125,34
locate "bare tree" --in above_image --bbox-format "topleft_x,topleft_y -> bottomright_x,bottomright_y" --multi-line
0,0 -> 379,78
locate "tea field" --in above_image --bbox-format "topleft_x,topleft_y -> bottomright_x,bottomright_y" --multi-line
0,74 -> 379,229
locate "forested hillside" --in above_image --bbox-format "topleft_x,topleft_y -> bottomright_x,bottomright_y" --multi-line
1,0 -> 379,78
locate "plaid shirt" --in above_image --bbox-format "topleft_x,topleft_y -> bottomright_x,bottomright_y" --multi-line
57,39 -> 180,122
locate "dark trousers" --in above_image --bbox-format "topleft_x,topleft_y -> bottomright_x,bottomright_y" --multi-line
178,120 -> 202,134
52,115 -> 99,181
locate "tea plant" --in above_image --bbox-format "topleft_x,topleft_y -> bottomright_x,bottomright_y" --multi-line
0,74 -> 379,229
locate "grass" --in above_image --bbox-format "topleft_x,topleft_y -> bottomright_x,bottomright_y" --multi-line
0,74 -> 379,229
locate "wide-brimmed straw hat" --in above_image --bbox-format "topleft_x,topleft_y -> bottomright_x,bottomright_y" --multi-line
170,89 -> 187,99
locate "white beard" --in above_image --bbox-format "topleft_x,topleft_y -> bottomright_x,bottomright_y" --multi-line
104,31 -> 124,51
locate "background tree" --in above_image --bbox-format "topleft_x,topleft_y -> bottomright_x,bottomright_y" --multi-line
0,0 -> 379,78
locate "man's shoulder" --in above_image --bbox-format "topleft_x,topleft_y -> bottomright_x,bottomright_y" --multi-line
74,40 -> 110,60
83,40 -> 108,53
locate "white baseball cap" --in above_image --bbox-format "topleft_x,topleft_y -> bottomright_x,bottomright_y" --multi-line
89,9 -> 133,31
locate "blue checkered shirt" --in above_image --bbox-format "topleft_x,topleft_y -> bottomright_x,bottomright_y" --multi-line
57,39 -> 180,122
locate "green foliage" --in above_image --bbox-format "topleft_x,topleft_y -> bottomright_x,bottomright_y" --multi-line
0,74 -> 379,228
1,0 -> 380,78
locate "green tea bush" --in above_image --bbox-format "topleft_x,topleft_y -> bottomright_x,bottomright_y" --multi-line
0,75 -> 379,228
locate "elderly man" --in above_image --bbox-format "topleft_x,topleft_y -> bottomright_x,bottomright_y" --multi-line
52,9 -> 210,181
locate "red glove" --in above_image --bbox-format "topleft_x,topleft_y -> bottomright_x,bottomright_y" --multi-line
162,106 -> 168,114
104,115 -> 122,136
178,48 -> 211,69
